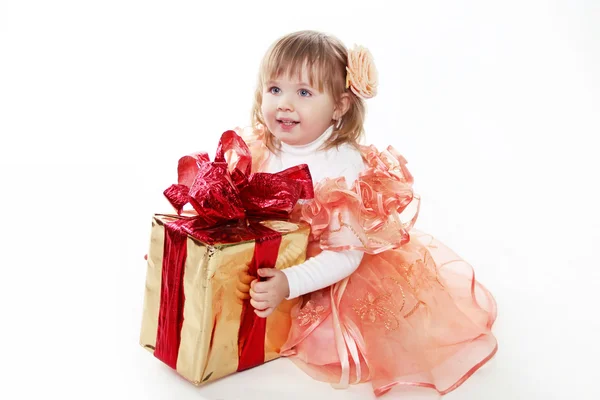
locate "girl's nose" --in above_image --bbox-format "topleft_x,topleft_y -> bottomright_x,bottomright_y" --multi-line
277,96 -> 294,112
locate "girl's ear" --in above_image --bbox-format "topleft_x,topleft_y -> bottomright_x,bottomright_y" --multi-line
333,93 -> 351,120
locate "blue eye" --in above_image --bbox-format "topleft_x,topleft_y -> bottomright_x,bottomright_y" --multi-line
299,89 -> 311,97
269,86 -> 281,94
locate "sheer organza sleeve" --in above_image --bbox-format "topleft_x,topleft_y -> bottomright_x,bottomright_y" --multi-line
300,144 -> 421,254
233,125 -> 271,173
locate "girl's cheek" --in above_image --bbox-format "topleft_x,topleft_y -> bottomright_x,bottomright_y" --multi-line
261,100 -> 275,114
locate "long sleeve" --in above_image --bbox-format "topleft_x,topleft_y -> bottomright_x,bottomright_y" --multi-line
262,125 -> 368,299
282,249 -> 364,299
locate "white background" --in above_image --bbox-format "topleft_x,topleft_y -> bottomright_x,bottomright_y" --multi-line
1,1 -> 599,399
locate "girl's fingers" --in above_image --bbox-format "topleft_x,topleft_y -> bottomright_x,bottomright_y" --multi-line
252,281 -> 269,293
254,307 -> 274,318
236,280 -> 250,293
250,298 -> 269,310
235,289 -> 250,300
249,289 -> 270,301
239,271 -> 254,285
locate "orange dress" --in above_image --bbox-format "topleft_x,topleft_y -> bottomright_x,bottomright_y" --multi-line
240,127 -> 498,397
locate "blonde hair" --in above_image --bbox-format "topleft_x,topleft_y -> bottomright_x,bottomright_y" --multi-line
251,30 -> 367,153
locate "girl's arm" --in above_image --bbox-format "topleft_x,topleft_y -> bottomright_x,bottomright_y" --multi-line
281,249 -> 364,299
280,147 -> 367,299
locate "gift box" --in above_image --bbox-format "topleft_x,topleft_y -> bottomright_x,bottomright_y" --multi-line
139,130 -> 314,385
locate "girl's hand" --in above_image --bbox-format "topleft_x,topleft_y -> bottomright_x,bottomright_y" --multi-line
235,265 -> 253,304
249,268 -> 290,318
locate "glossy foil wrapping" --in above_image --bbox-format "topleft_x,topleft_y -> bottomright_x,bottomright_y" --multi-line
139,216 -> 310,385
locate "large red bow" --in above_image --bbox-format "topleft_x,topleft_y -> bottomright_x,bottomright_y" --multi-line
163,129 -> 314,228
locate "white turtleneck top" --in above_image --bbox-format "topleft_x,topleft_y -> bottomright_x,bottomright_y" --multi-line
264,125 -> 366,299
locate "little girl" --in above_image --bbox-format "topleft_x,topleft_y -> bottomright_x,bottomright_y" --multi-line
236,30 -> 497,397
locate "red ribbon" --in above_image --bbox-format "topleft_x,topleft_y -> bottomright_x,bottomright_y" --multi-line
153,221 -> 188,369
153,130 -> 313,372
237,222 -> 283,371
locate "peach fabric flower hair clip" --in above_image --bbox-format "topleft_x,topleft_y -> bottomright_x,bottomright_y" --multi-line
345,44 -> 378,99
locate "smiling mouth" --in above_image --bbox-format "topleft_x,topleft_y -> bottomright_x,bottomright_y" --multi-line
277,119 -> 299,126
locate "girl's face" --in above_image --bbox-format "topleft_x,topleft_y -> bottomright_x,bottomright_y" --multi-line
261,66 -> 337,146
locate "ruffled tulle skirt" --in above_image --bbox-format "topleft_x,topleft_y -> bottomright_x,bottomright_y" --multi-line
237,125 -> 498,396
280,230 -> 497,397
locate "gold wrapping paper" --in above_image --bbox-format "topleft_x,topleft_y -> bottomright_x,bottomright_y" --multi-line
140,215 -> 309,385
